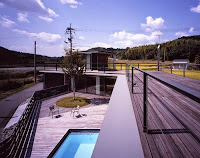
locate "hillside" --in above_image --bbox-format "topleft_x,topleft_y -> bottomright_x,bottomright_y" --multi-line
0,47 -> 63,66
116,35 -> 200,62
0,35 -> 200,66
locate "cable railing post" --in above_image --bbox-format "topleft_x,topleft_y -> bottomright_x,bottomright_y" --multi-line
132,67 -> 134,93
128,65 -> 130,82
171,64 -> 172,74
183,64 -> 185,77
143,73 -> 148,133
121,63 -> 122,70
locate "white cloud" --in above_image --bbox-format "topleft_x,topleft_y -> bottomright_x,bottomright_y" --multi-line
13,29 -> 61,42
189,27 -> 194,33
38,16 -> 53,22
0,16 -> 15,28
93,42 -> 111,48
17,13 -> 29,23
175,32 -> 189,37
78,36 -> 85,40
141,16 -> 165,32
70,5 -> 77,8
2,0 -> 58,17
47,8 -> 59,17
60,0 -> 80,4
110,30 -> 163,47
114,40 -> 133,47
0,2 -> 4,7
190,3 -> 200,13
35,0 -> 59,17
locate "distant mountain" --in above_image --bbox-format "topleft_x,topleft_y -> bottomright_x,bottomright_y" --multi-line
0,47 -> 63,66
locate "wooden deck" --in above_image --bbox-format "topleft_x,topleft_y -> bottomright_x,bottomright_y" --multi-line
30,93 -> 109,158
128,71 -> 200,158
153,71 -> 200,91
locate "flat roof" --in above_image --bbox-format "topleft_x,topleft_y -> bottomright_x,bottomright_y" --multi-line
79,50 -> 115,55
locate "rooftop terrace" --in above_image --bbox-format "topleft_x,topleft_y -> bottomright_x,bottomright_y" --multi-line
4,68 -> 199,158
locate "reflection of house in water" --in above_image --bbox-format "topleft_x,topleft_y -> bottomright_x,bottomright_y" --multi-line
78,49 -> 116,70
172,59 -> 190,69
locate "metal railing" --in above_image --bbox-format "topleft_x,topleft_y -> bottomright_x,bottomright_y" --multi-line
161,63 -> 200,79
125,64 -> 200,136
0,84 -> 69,158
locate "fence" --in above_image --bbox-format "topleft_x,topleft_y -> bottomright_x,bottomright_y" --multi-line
161,64 -> 200,80
125,63 -> 200,141
0,84 -> 69,158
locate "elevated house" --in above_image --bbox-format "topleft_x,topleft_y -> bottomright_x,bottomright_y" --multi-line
172,59 -> 190,69
78,49 -> 116,71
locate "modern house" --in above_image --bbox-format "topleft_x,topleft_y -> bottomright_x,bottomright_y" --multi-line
172,59 -> 190,69
78,50 -> 117,70
1,62 -> 200,158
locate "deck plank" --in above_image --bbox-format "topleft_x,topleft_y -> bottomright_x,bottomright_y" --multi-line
128,71 -> 200,158
30,92 -> 109,158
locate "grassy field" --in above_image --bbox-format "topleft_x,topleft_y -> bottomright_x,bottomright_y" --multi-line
108,60 -> 200,80
56,97 -> 91,108
162,69 -> 200,80
0,82 -> 37,100
0,70 -> 37,100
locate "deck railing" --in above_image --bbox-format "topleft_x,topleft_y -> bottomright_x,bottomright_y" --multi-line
125,64 -> 200,140
0,84 -> 69,158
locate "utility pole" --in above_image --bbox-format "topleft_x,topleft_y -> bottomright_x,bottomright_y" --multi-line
34,41 -> 36,83
66,23 -> 75,54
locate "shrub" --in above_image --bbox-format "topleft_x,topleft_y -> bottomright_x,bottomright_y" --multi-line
0,80 -> 23,91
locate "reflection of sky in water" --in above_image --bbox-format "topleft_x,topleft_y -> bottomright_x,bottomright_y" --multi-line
53,132 -> 99,158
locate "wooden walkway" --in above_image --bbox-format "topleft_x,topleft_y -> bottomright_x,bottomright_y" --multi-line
30,93 -> 109,158
153,71 -> 200,91
128,71 -> 200,158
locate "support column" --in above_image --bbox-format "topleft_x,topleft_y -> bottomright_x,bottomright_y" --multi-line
113,54 -> 116,70
96,76 -> 100,95
86,54 -> 91,70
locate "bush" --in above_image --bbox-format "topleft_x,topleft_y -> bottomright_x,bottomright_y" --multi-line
23,78 -> 34,84
0,70 -> 37,80
0,80 -> 23,91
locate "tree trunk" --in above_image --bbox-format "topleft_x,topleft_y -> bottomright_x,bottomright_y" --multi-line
73,76 -> 75,100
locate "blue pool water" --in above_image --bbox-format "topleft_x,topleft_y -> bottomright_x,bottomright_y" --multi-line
53,132 -> 99,158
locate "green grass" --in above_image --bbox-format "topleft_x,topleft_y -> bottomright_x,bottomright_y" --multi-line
0,82 -> 38,100
162,69 -> 200,80
56,97 -> 91,108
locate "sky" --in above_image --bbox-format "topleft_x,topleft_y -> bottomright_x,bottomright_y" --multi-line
0,0 -> 200,57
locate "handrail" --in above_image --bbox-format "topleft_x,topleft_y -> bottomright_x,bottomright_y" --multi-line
125,63 -> 200,136
0,84 -> 69,158
131,65 -> 200,103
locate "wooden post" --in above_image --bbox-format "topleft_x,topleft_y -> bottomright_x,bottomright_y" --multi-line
183,64 -> 185,77
171,64 -> 172,74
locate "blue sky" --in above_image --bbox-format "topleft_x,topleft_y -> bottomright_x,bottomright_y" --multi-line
0,0 -> 200,57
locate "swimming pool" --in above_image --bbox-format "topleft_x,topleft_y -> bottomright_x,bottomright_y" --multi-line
49,129 -> 99,158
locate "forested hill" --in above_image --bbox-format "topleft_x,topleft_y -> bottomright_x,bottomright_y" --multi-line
117,35 -> 200,62
0,47 -> 63,66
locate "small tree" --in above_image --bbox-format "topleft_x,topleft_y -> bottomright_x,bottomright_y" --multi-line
62,50 -> 85,100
